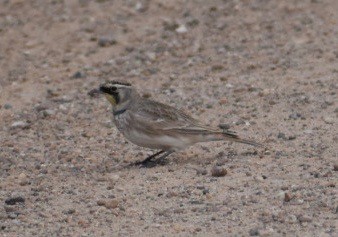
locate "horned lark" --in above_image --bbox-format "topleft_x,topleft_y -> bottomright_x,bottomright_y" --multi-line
98,81 -> 262,166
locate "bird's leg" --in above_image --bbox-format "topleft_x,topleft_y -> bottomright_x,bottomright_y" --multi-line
135,150 -> 174,167
136,150 -> 165,165
153,151 -> 174,165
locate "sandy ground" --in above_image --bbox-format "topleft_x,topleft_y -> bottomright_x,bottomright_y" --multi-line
0,0 -> 337,236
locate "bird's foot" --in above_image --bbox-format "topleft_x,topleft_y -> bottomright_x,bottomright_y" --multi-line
132,158 -> 168,168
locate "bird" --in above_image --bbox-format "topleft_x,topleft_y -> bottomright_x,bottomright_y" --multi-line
97,80 -> 263,166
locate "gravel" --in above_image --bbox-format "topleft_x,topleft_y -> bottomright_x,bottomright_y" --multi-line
210,166 -> 227,177
0,0 -> 337,236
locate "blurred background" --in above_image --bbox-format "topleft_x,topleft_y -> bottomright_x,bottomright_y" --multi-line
0,0 -> 337,236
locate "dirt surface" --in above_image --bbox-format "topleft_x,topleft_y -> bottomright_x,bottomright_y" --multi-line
0,0 -> 337,236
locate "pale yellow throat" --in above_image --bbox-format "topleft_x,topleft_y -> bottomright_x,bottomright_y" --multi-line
105,94 -> 117,105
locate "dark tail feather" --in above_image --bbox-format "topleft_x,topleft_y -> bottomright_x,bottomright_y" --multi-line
212,131 -> 265,148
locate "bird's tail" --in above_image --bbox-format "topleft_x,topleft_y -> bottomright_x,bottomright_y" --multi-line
208,130 -> 264,148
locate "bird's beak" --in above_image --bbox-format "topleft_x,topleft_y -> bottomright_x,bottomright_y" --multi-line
88,88 -> 103,98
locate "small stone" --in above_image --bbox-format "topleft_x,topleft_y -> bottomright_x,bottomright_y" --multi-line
287,214 -> 298,224
166,192 -> 178,198
8,213 -> 18,219
98,36 -> 117,47
211,65 -> 224,71
289,113 -> 302,120
219,124 -> 231,130
303,129 -> 313,134
288,135 -> 296,140
72,71 -> 86,79
324,99 -> 334,106
290,198 -> 304,205
219,97 -> 227,105
4,205 -> 16,213
277,132 -> 287,140
176,24 -> 187,33
5,196 -> 25,205
211,166 -> 227,177
3,104 -> 12,109
0,211 -> 6,220
298,214 -> 312,223
284,192 -> 292,202
249,228 -> 259,236
64,208 -> 76,214
135,2 -> 145,12
18,173 -> 29,186
235,119 -> 245,125
276,191 -> 285,200
97,199 -> 119,209
258,228 -> 274,237
10,121 -> 29,129
104,200 -> 119,209
196,168 -> 207,176
41,109 -> 55,117
146,52 -> 156,61
254,176 -> 264,182
323,116 -> 334,124
97,200 -> 105,206
259,88 -> 271,97
333,163 -> 338,171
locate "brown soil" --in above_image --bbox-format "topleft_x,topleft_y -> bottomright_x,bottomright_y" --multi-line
0,0 -> 337,236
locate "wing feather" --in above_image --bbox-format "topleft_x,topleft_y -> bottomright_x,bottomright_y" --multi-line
132,99 -> 219,133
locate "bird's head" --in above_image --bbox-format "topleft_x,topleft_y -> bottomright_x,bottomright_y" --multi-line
99,81 -> 135,108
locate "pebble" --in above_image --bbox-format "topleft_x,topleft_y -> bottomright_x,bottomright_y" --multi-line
290,198 -> 304,205
98,36 -> 117,47
333,163 -> 338,171
288,135 -> 296,140
211,166 -> 227,177
324,99 -> 334,106
303,129 -> 313,134
72,71 -> 86,79
289,113 -> 302,120
40,109 -> 55,118
10,121 -> 29,129
5,196 -> 25,205
166,192 -> 178,198
18,173 -> 29,186
175,24 -> 187,33
284,192 -> 292,202
323,116 -> 334,124
135,2 -> 145,12
259,228 -> 274,237
63,208 -> 76,215
8,213 -> 18,219
4,205 -> 16,213
277,132 -> 287,140
97,199 -> 119,209
298,214 -> 312,223
0,211 -> 6,220
219,124 -> 231,130
4,103 -> 12,109
235,119 -> 245,125
249,228 -> 259,236
196,168 -> 207,176
287,214 -> 298,224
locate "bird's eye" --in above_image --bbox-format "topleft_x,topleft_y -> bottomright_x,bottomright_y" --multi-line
110,86 -> 117,91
